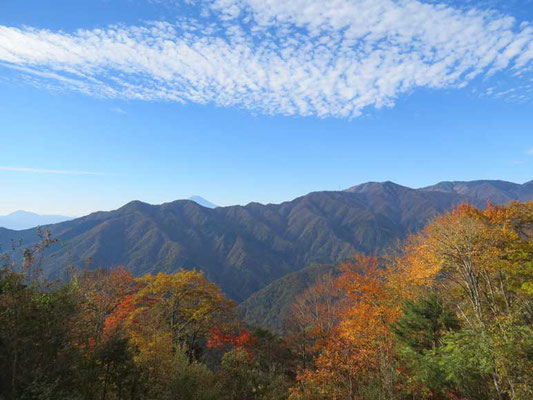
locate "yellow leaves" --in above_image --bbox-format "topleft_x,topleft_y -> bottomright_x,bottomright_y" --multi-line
337,256 -> 403,364
124,269 -> 236,361
520,281 -> 533,296
407,202 -> 533,318
133,330 -> 174,366
133,269 -> 234,322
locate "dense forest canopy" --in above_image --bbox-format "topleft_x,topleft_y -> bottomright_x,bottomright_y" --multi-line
1,201 -> 532,399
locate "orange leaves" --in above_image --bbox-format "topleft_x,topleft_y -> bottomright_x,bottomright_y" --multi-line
336,256 -> 401,368
337,255 -> 413,331
292,249 -> 447,397
103,293 -> 137,336
291,255 -> 413,398
74,266 -> 138,346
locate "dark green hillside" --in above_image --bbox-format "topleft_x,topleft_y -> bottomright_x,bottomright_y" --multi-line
239,263 -> 337,333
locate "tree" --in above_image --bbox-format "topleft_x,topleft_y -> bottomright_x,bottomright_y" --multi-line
398,202 -> 533,399
392,293 -> 461,399
218,346 -> 292,400
286,272 -> 342,369
72,266 -> 139,400
75,266 -> 137,344
125,269 -> 236,362
291,255 -> 414,399
393,293 -> 460,353
0,263 -> 79,400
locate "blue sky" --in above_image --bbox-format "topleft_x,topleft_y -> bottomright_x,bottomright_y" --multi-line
1,0 -> 533,216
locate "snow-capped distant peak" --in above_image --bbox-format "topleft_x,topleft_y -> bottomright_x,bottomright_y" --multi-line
188,196 -> 219,209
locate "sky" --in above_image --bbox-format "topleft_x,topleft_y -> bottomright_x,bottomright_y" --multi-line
1,0 -> 533,216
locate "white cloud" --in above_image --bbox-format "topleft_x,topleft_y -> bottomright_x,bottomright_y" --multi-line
527,148 -> 533,155
0,0 -> 533,117
0,166 -> 107,175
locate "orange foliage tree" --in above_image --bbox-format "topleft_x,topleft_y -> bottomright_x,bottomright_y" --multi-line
74,266 -> 137,346
291,248 -> 441,399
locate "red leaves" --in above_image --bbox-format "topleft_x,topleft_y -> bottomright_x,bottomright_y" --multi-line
207,328 -> 255,354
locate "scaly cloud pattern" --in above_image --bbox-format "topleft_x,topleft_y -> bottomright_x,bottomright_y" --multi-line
1,0 -> 532,117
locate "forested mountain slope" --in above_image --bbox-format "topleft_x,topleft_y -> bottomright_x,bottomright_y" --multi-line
1,180 -> 532,302
239,263 -> 338,332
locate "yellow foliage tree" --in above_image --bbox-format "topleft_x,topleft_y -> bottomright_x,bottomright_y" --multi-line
126,269 -> 236,362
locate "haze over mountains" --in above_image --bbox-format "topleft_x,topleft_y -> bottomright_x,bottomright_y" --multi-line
0,198 -> 218,230
0,211 -> 73,230
1,180 -> 532,306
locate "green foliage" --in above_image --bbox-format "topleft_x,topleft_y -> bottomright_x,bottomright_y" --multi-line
138,347 -> 221,400
0,269 -> 79,400
393,293 -> 460,353
218,348 -> 291,400
393,293 -> 462,398
168,352 -> 220,400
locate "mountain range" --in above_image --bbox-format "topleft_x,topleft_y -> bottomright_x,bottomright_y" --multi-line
1,180 -> 532,310
0,211 -> 73,230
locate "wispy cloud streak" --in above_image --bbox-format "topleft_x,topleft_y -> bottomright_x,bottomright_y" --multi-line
0,166 -> 108,175
0,0 -> 532,117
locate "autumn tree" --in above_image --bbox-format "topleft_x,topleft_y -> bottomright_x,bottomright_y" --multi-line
72,266 -> 139,400
286,272 -> 342,369
291,255 -> 419,399
290,237 -> 451,399
402,202 -> 533,399
74,266 -> 137,344
126,269 -> 236,361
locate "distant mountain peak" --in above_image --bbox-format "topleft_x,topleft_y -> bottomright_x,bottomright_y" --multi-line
344,181 -> 412,194
420,179 -> 533,204
119,200 -> 152,212
188,196 -> 218,209
342,179 -> 533,206
0,210 -> 73,230
8,210 -> 40,217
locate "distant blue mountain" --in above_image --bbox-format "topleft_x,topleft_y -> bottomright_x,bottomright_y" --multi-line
0,211 -> 73,230
188,196 -> 219,209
